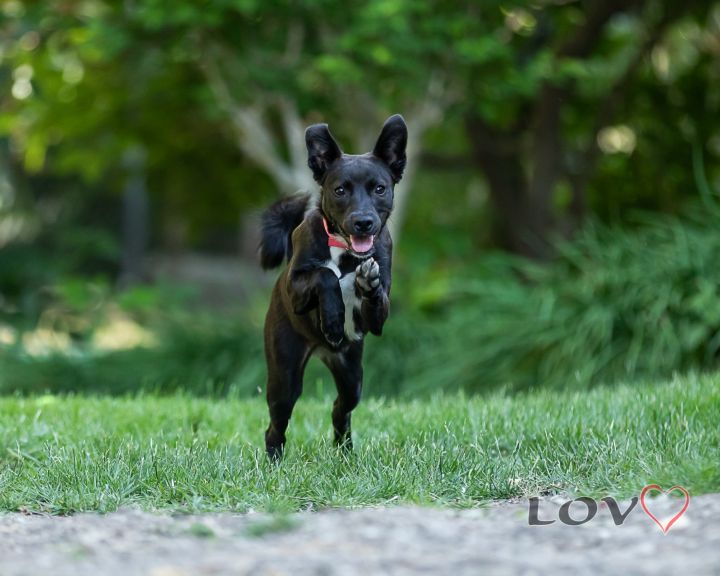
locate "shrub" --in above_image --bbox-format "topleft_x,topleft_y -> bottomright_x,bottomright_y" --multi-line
3,204 -> 720,396
410,204 -> 720,391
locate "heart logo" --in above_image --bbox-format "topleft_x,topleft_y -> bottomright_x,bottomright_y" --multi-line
639,484 -> 690,534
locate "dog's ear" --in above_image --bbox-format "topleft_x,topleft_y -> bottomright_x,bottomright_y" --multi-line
373,114 -> 408,183
306,123 -> 342,183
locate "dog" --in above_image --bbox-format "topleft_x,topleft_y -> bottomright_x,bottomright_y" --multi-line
259,114 -> 408,459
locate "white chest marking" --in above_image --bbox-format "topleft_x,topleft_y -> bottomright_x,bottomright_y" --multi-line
322,248 -> 363,341
323,246 -> 344,279
339,271 -> 362,341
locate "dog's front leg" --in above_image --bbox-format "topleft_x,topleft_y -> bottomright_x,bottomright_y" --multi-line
356,258 -> 389,336
288,268 -> 345,347
319,342 -> 364,450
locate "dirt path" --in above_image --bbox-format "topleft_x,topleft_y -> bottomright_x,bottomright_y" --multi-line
0,493 -> 718,575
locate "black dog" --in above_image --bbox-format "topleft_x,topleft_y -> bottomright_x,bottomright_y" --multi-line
259,114 -> 408,459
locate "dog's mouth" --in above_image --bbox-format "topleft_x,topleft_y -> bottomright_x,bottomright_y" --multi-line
349,235 -> 374,254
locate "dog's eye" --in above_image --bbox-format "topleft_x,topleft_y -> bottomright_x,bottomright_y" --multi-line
375,185 -> 386,195
333,186 -> 345,197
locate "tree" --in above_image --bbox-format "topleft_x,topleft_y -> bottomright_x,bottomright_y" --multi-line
2,1 -> 453,242
2,0 -> 718,261
460,0 -> 713,257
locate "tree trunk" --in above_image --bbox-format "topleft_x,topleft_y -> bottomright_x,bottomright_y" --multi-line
525,85 -> 567,257
464,0 -> 663,258
119,147 -> 149,287
465,114 -> 543,258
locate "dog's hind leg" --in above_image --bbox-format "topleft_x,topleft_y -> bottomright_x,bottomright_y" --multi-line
320,341 -> 364,450
264,314 -> 310,460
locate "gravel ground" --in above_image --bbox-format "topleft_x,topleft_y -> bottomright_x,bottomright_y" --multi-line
0,493 -> 718,576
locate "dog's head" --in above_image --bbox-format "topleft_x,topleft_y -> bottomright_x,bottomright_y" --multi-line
305,114 -> 407,254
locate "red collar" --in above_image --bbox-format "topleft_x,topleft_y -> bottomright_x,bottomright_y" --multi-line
322,217 -> 350,250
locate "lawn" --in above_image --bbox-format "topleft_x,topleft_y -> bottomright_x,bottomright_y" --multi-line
0,372 -> 718,514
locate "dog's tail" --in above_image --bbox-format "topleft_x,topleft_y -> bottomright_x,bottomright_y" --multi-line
260,193 -> 312,269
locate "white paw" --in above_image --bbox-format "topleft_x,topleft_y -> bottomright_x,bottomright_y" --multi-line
355,258 -> 380,293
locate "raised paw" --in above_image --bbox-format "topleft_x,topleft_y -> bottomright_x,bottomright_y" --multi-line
355,258 -> 381,294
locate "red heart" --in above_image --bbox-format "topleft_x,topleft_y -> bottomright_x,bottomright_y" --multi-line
640,484 -> 690,534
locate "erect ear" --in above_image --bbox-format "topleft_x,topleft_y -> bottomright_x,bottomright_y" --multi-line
373,114 -> 408,183
305,123 -> 342,183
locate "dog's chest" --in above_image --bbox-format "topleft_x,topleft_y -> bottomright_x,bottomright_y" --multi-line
323,246 -> 364,341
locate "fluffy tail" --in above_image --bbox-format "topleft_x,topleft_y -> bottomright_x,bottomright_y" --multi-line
259,193 -> 311,269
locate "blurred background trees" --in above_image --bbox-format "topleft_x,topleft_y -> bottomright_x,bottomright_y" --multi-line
2,0 -> 720,394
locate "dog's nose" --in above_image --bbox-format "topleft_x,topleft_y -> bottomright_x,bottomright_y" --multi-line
353,218 -> 374,234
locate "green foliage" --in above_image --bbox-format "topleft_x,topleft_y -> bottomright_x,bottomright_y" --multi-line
0,374 -> 717,513
0,316 -> 263,396
0,226 -> 118,330
411,204 -> 720,391
3,205 -> 720,397
3,1 -> 720,399
4,0 -> 718,240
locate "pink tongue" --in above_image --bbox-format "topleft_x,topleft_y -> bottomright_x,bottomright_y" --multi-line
350,235 -> 374,253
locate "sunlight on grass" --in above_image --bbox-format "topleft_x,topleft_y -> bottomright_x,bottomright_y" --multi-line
0,372 -> 717,514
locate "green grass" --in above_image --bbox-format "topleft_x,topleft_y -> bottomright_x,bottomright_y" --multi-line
0,372 -> 718,514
